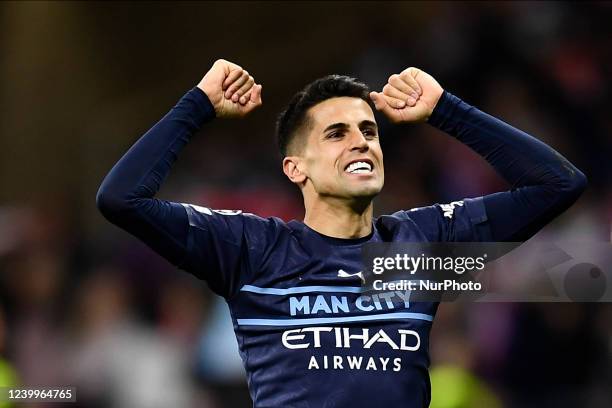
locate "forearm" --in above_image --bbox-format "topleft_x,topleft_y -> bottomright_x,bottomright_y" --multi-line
428,91 -> 587,241
96,87 -> 215,263
97,87 -> 214,211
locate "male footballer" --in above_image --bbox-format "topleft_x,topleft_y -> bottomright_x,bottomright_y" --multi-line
97,59 -> 586,407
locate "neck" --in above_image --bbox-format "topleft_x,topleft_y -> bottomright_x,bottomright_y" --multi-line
303,196 -> 374,239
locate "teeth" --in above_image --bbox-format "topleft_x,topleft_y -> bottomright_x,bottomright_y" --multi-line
346,161 -> 372,173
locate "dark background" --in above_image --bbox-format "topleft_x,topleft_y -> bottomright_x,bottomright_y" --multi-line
0,2 -> 610,407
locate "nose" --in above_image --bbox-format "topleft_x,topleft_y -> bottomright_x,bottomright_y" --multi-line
349,129 -> 369,152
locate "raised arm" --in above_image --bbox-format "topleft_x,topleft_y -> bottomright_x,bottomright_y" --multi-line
96,59 -> 262,268
371,68 -> 586,242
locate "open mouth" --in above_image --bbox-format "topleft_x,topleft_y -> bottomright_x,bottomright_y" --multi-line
344,159 -> 374,174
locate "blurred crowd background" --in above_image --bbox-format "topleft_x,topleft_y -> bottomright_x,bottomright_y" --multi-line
0,2 -> 611,407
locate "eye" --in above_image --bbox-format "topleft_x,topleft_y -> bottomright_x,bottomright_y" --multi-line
362,128 -> 378,138
327,131 -> 344,139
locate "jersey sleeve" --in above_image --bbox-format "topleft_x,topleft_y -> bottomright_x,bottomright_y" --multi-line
393,197 -> 492,242
413,91 -> 586,242
96,87 -> 283,299
179,205 -> 283,298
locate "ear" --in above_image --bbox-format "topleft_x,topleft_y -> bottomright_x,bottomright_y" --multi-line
282,156 -> 307,185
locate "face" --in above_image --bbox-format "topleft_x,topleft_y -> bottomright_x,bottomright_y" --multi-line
291,97 -> 385,202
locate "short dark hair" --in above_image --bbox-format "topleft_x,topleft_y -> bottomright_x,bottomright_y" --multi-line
276,75 -> 374,157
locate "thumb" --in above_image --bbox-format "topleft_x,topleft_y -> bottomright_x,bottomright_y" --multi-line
250,84 -> 262,105
369,91 -> 385,111
370,91 -> 394,115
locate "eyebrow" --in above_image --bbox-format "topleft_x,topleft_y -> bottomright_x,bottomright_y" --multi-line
323,120 -> 378,133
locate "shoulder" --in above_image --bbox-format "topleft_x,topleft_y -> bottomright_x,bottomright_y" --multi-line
381,198 -> 486,224
181,203 -> 290,237
375,206 -> 443,240
377,204 -> 444,227
377,197 -> 489,242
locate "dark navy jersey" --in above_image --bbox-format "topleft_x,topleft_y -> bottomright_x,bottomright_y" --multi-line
179,199 -> 489,407
96,86 -> 586,407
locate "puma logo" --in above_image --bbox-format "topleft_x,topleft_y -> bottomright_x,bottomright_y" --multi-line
337,269 -> 365,284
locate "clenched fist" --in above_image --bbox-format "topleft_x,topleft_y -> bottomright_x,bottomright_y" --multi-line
370,67 -> 443,124
197,59 -> 262,118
